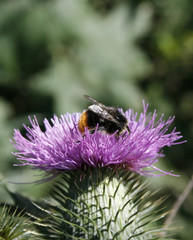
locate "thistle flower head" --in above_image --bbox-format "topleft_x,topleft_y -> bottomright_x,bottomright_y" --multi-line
11,101 -> 185,177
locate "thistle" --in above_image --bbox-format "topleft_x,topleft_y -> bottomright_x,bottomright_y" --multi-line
0,205 -> 37,240
11,101 -> 185,239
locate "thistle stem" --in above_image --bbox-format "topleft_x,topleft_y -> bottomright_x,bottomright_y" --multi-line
164,174 -> 193,229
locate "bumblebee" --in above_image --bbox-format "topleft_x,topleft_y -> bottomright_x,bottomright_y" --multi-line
78,95 -> 130,137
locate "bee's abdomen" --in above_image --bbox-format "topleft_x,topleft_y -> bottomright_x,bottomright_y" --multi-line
78,111 -> 88,133
78,110 -> 101,134
86,110 -> 100,129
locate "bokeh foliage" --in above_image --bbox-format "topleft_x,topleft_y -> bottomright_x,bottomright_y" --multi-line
0,0 -> 192,239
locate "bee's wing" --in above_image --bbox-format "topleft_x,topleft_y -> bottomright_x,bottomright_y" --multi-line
84,95 -> 120,124
88,105 -> 119,124
84,95 -> 108,108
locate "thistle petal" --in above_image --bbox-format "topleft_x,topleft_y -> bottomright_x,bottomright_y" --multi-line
11,102 -> 185,177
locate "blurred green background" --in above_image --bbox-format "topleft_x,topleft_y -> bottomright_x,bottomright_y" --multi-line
0,0 -> 192,239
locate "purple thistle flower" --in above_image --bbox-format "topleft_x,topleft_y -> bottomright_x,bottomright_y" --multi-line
11,101 -> 185,177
